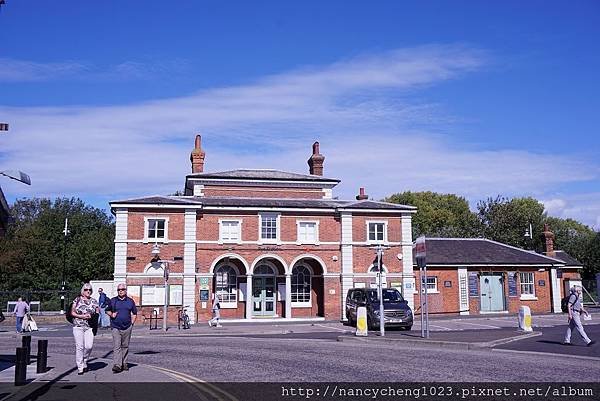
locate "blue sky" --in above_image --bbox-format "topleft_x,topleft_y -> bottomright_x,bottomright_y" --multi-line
1,1 -> 599,228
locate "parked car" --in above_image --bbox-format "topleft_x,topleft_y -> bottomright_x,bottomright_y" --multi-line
346,288 -> 413,330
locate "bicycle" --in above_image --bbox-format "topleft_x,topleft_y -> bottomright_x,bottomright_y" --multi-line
178,305 -> 191,330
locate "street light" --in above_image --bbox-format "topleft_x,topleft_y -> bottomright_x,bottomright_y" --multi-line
151,243 -> 171,331
372,244 -> 390,337
0,170 -> 31,185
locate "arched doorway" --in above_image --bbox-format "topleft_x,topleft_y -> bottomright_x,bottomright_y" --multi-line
252,263 -> 277,317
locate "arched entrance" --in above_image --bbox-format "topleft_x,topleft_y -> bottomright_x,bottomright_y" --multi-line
289,256 -> 326,317
252,262 -> 277,317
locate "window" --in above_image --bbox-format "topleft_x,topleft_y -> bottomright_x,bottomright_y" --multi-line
367,221 -> 386,243
145,217 -> 168,242
215,265 -> 237,303
291,265 -> 311,304
297,221 -> 318,244
260,213 -> 279,243
421,276 -> 438,292
219,220 -> 241,243
519,272 -> 535,296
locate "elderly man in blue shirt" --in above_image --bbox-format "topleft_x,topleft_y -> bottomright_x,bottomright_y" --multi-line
105,283 -> 137,373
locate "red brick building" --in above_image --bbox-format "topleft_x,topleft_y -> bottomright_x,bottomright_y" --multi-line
110,136 -> 417,323
110,136 -> 582,323
412,232 -> 582,316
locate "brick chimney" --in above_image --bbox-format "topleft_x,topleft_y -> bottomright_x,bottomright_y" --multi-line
307,141 -> 325,176
541,223 -> 555,257
190,134 -> 206,173
356,187 -> 368,200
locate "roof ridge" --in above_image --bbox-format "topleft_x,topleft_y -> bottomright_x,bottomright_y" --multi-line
481,238 -> 565,263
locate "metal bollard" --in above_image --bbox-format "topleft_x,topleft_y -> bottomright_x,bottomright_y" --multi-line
21,335 -> 31,365
15,347 -> 27,386
37,340 -> 48,373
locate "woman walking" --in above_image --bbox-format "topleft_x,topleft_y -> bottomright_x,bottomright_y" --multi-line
70,283 -> 99,375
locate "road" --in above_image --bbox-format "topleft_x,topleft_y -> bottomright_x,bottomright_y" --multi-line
1,324 -> 599,382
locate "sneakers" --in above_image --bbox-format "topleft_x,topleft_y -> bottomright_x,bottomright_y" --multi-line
562,342 -> 572,346
216,324 -> 222,328
112,365 -> 122,374
83,367 -> 89,373
587,340 -> 596,347
122,364 -> 129,371
208,321 -> 212,327
77,370 -> 84,375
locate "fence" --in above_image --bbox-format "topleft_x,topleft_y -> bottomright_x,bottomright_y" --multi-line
1,290 -> 80,313
582,279 -> 598,305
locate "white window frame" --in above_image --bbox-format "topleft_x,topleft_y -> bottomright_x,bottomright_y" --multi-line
519,272 -> 537,300
214,264 -> 238,308
259,213 -> 281,244
219,219 -> 242,244
366,220 -> 388,244
296,220 -> 319,245
421,276 -> 439,294
291,264 -> 312,307
144,216 -> 169,243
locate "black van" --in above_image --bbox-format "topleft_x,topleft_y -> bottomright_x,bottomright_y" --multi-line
346,288 -> 413,330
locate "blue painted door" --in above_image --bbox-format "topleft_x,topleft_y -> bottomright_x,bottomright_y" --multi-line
480,274 -> 505,312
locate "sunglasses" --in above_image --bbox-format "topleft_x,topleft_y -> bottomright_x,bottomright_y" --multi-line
118,288 -> 127,291
84,289 -> 92,292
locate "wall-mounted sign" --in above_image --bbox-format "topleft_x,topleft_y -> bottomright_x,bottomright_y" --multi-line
508,272 -> 518,297
200,277 -> 209,290
468,273 -> 479,297
200,289 -> 209,301
538,280 -> 546,287
444,281 -> 452,288
557,269 -> 563,278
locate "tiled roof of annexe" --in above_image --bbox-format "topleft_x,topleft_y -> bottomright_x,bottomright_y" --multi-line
415,238 -> 565,266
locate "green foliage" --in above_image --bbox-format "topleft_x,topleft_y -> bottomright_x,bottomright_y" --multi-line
0,198 -> 114,292
385,191 -> 481,238
477,196 -> 546,250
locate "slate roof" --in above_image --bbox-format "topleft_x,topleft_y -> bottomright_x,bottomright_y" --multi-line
186,169 -> 340,183
0,187 -> 10,236
110,195 -> 415,211
413,238 -> 564,266
553,250 -> 583,267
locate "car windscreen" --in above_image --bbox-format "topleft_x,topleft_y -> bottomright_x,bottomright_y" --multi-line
367,289 -> 404,303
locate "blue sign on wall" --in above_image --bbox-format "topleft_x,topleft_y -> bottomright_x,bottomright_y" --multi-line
468,272 -> 479,297
508,272 -> 518,297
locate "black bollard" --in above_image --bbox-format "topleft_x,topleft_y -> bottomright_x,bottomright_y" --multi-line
21,335 -> 31,365
36,339 -> 48,373
15,347 -> 27,386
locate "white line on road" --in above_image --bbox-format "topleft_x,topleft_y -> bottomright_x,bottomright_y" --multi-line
314,324 -> 350,332
455,321 -> 501,329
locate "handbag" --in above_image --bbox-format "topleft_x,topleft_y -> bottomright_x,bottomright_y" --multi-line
21,314 -> 30,331
65,297 -> 79,324
28,314 -> 38,331
90,312 -> 99,335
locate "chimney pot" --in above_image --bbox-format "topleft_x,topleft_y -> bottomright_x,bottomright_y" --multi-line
356,187 -> 368,200
307,141 -> 325,176
190,134 -> 206,173
541,223 -> 555,256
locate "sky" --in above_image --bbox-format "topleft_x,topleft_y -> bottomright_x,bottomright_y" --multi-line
0,1 -> 599,229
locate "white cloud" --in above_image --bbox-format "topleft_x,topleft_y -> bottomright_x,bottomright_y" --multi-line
1,44 -> 599,227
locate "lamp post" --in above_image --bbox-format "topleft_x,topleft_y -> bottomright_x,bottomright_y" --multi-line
60,217 -> 70,314
372,244 -> 389,337
151,243 -> 171,332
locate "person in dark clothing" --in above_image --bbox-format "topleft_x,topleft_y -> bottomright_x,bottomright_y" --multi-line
97,288 -> 110,328
105,283 -> 137,373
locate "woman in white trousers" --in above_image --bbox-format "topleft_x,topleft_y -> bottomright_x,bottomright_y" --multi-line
71,283 -> 99,375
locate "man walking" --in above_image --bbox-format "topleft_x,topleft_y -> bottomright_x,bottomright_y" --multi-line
14,297 -> 29,333
105,284 -> 137,373
97,288 -> 110,328
564,286 -> 595,346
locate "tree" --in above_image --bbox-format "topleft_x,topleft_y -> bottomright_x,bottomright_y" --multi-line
384,191 -> 481,238
477,196 -> 546,250
0,198 -> 114,292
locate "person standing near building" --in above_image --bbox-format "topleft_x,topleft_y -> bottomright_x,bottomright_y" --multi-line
208,295 -> 221,327
14,296 -> 29,333
70,283 -> 99,375
564,286 -> 595,346
97,288 -> 110,328
105,283 -> 137,373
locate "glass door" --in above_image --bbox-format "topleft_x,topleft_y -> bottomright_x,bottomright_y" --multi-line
252,277 -> 276,316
